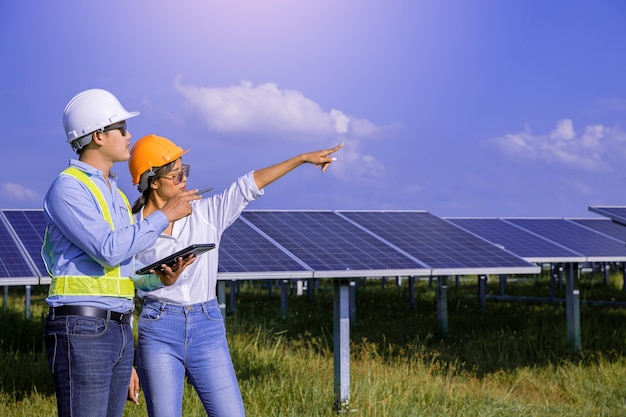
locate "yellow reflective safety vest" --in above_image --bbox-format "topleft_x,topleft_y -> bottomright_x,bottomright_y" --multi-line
44,167 -> 136,298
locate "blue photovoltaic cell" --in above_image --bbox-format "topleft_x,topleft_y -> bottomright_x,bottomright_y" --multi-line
241,211 -> 425,272
588,206 -> 626,226
219,218 -> 308,273
339,211 -> 536,269
569,218 -> 626,242
3,210 -> 48,276
0,215 -> 36,278
503,218 -> 626,257
446,218 -> 581,260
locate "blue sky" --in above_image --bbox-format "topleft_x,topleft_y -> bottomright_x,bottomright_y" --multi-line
1,0 -> 626,218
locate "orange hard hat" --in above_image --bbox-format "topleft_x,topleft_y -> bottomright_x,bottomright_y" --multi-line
129,134 -> 189,189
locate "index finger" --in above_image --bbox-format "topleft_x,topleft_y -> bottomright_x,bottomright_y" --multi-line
178,189 -> 202,200
329,143 -> 345,153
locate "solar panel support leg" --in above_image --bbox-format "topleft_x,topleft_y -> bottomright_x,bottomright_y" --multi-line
25,285 -> 31,319
499,274 -> 507,296
307,278 -> 314,300
478,275 -> 487,312
566,263 -> 581,352
280,279 -> 289,318
3,286 -> 7,311
437,276 -> 448,337
549,264 -> 557,301
333,279 -> 350,413
228,280 -> 236,313
408,276 -> 415,308
217,281 -> 226,319
349,279 -> 356,324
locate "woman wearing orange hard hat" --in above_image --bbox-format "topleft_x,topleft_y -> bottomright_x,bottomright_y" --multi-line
128,133 -> 343,417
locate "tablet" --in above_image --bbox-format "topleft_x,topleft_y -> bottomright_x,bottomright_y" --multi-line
135,243 -> 216,275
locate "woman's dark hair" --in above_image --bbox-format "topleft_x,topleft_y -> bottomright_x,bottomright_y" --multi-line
131,160 -> 176,214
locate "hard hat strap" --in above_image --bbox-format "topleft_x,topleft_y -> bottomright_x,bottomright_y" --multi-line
70,134 -> 93,152
137,168 -> 157,193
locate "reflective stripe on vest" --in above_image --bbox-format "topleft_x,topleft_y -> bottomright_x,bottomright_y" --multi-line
45,167 -> 135,298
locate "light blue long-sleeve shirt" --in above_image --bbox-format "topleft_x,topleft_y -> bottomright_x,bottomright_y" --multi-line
43,159 -> 169,312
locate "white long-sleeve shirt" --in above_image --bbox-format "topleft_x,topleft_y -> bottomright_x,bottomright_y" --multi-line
133,172 -> 263,304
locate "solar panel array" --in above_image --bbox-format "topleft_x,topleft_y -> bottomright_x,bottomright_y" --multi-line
337,211 -> 537,275
3,210 -> 48,277
571,218 -> 626,242
503,218 -> 626,261
218,217 -> 311,279
241,211 -> 432,278
1,209 -> 547,285
7,207 -> 626,285
0,212 -> 38,284
446,218 -> 584,263
445,216 -> 626,263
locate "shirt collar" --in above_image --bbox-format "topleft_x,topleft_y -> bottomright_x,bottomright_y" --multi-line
69,159 -> 118,179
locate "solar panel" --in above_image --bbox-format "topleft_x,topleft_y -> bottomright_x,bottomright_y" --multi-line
569,218 -> 626,243
218,217 -> 312,279
0,213 -> 38,284
502,218 -> 626,261
241,211 -> 431,278
338,211 -> 540,275
2,210 -> 48,279
588,206 -> 626,226
446,218 -> 584,263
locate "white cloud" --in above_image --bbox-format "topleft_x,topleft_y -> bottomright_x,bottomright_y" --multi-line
172,78 -> 387,180
489,119 -> 626,172
1,183 -> 38,201
173,78 -> 379,138
550,119 -> 575,140
330,109 -> 349,134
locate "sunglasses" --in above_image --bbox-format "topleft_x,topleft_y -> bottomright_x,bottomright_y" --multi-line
158,164 -> 190,185
101,120 -> 128,136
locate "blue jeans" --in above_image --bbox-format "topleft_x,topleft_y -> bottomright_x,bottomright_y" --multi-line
137,298 -> 245,417
44,313 -> 134,417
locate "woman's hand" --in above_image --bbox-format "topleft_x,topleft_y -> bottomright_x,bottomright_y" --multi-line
253,142 -> 345,189
305,142 -> 345,172
152,255 -> 198,286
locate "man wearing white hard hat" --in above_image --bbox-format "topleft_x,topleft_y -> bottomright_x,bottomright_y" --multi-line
42,89 -> 200,417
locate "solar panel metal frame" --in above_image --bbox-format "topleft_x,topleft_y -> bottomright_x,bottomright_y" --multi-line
0,210 -> 40,285
336,210 -> 541,276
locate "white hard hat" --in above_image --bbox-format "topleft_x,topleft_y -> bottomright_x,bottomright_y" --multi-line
63,88 -> 140,151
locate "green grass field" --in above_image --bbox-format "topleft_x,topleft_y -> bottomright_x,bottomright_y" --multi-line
3,271 -> 626,416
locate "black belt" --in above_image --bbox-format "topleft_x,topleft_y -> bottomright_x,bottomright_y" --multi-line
49,305 -> 133,323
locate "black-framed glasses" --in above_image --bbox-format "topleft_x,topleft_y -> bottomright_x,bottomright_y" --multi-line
102,120 -> 128,136
158,164 -> 190,185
